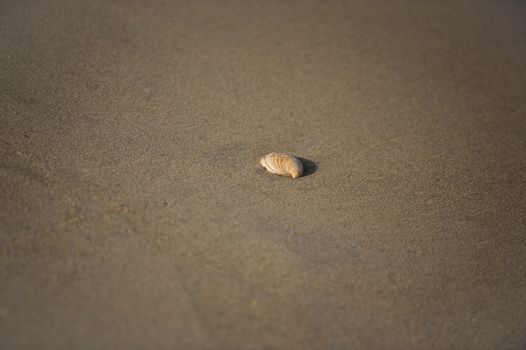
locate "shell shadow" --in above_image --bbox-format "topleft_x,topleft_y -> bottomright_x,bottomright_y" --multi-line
298,157 -> 318,176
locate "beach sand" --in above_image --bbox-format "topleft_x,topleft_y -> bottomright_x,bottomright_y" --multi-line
1,0 -> 525,349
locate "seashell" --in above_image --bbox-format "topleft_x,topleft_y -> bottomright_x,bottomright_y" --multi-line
260,152 -> 303,178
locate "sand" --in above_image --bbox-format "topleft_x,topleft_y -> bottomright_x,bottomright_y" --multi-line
1,0 -> 526,349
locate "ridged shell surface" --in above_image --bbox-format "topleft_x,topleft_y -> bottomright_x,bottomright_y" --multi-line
260,152 -> 303,178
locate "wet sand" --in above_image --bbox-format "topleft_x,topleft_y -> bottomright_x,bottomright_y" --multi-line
1,1 -> 526,349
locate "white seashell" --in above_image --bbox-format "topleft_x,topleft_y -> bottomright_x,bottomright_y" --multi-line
260,152 -> 303,178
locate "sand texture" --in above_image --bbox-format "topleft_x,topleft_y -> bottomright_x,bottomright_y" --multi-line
1,1 -> 526,349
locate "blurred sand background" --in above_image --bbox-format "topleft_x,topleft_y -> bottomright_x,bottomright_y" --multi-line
1,0 -> 525,349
